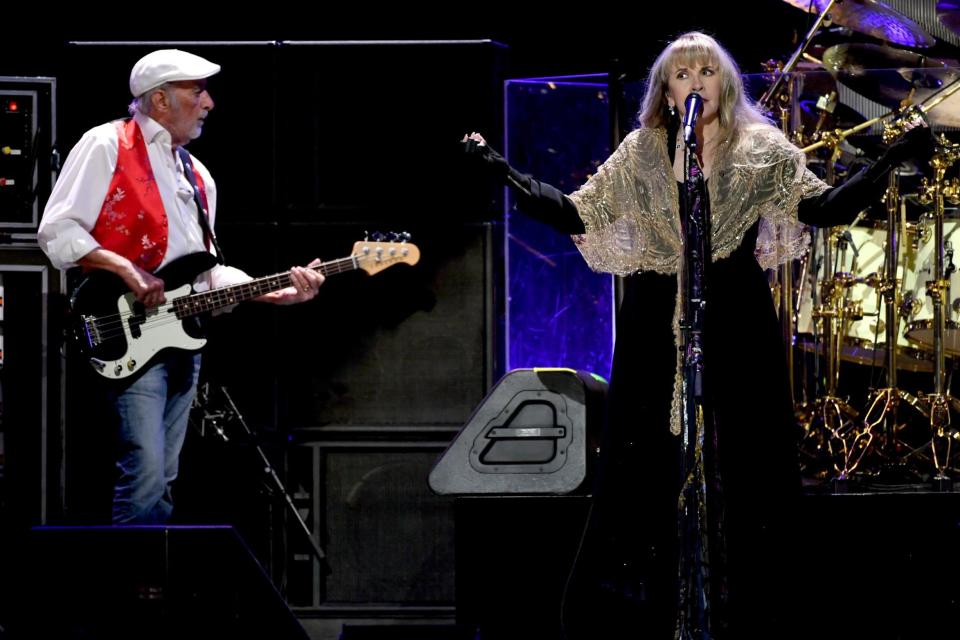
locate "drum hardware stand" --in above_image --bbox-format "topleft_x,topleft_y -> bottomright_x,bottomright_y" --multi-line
193,382 -> 331,572
858,170 -> 928,482
797,250 -> 866,482
910,132 -> 960,490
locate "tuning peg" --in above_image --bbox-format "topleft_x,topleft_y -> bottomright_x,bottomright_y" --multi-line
369,231 -> 385,242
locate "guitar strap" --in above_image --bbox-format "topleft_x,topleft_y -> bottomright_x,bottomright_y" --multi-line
176,146 -> 226,265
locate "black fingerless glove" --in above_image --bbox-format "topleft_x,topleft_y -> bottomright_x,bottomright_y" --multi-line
866,124 -> 937,180
799,126 -> 937,227
461,139 -> 585,234
462,137 -> 511,181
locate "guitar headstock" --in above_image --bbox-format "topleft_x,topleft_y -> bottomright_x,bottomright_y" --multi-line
352,233 -> 420,275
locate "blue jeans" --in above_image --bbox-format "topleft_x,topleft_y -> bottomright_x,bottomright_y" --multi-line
108,351 -> 202,524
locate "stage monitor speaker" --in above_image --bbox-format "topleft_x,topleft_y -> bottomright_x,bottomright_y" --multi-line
8,525 -> 309,640
428,368 -> 606,495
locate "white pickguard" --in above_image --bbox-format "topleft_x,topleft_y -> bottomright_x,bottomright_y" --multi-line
89,284 -> 207,379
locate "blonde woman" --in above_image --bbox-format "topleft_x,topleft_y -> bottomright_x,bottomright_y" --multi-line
464,31 -> 932,637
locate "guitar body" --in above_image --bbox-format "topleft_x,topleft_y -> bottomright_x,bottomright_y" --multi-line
69,252 -> 218,380
67,238 -> 420,380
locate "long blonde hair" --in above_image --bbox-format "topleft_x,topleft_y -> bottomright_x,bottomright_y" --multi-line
637,31 -> 769,140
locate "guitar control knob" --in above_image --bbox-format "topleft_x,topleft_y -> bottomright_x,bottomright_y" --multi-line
127,359 -> 137,372
114,364 -> 123,376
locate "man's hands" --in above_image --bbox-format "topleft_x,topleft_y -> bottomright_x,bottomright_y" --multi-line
123,263 -> 167,307
79,247 -> 168,306
78,248 -> 326,308
257,260 -> 326,305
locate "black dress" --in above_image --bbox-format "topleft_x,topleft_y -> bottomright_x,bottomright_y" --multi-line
570,177 -> 816,638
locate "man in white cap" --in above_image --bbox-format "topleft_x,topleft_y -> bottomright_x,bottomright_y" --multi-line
37,49 -> 325,524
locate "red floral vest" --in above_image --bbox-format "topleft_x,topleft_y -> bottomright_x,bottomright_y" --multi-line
90,119 -> 208,272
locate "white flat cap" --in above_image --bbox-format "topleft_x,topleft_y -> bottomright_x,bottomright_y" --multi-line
129,49 -> 220,97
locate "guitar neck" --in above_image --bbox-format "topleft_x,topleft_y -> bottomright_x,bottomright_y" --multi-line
173,256 -> 357,317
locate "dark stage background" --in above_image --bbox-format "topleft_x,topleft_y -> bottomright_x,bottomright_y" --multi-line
7,3 -> 960,639
3,3 -> 809,81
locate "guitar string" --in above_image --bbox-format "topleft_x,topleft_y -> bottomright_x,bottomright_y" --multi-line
84,271 -> 340,342
85,257 -> 362,336
84,253 -> 406,344
87,250 -> 409,341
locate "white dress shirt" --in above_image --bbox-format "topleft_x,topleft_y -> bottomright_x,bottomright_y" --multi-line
37,111 -> 250,290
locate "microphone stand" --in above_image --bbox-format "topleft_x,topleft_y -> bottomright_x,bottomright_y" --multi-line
195,383 -> 331,573
676,125 -> 722,640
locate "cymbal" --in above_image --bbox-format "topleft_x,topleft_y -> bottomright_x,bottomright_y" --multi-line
939,0 -> 960,39
822,43 -> 958,109
783,0 -> 935,48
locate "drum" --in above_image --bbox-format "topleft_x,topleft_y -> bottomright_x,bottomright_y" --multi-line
796,222 -> 933,372
903,219 -> 960,355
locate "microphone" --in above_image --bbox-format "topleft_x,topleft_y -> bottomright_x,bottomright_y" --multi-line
682,92 -> 704,148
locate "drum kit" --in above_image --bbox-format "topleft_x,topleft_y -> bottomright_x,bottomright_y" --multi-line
773,1 -> 960,486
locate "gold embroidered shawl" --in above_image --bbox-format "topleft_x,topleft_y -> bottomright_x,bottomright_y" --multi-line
568,123 -> 830,434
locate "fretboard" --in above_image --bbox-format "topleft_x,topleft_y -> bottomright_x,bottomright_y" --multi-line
172,255 -> 358,317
